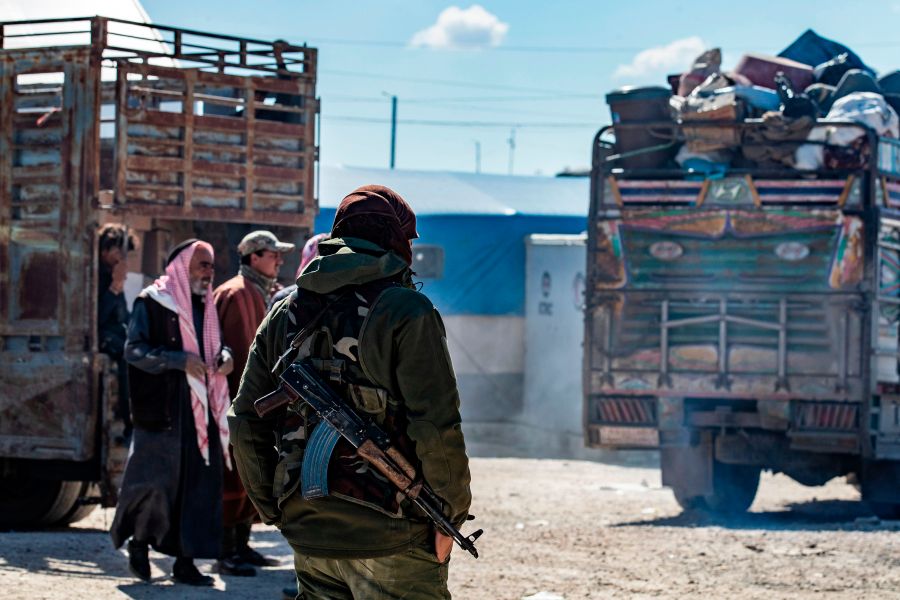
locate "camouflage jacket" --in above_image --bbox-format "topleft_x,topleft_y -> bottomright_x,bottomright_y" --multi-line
228,237 -> 472,558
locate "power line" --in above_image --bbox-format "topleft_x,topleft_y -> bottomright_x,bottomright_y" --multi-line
308,37 -> 645,53
307,37 -> 900,52
321,68 -> 596,96
322,114 -> 598,129
327,92 -> 601,104
404,93 -> 601,103
415,99 -> 600,121
324,95 -> 599,120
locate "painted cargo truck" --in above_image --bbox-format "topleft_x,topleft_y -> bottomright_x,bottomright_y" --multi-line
0,17 -> 318,527
584,118 -> 900,516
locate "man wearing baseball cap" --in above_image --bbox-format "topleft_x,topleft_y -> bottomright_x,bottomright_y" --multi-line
213,230 -> 295,575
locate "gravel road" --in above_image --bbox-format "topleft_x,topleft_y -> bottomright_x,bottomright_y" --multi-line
2,457 -> 899,599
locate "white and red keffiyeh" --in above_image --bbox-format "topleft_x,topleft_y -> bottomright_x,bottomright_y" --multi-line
150,240 -> 231,469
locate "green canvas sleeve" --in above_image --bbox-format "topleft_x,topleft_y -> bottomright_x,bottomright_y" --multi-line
360,288 -> 473,526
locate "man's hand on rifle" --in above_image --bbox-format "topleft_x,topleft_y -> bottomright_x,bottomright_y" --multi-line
435,531 -> 453,563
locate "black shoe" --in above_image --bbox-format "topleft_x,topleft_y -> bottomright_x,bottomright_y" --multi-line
282,583 -> 299,600
126,539 -> 151,581
237,546 -> 278,567
214,555 -> 256,577
172,559 -> 215,586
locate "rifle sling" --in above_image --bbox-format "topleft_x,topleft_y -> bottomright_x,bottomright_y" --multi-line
271,291 -> 346,375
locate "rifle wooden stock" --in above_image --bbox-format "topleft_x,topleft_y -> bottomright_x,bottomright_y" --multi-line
254,386 -> 297,418
270,360 -> 483,557
357,440 -> 423,499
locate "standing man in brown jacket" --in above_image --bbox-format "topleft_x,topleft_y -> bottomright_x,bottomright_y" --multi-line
213,230 -> 295,575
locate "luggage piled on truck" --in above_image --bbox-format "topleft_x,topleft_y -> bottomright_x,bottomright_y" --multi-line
606,29 -> 900,172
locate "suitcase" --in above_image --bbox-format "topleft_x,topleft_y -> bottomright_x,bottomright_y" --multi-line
680,94 -> 745,153
734,53 -> 815,91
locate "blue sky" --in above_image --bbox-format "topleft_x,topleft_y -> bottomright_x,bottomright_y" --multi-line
138,0 -> 900,176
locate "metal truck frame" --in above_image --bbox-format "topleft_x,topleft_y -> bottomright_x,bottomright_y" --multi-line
584,120 -> 900,516
0,16 -> 318,527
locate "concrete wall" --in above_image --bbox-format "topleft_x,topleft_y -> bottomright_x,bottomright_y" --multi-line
444,234 -> 650,465
443,315 -> 525,423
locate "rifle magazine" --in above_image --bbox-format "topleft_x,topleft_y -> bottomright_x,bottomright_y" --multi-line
301,422 -> 341,500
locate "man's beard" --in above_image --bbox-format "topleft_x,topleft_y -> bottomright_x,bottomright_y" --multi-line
190,279 -> 208,295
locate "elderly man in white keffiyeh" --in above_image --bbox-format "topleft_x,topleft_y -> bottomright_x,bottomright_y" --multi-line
110,238 -> 234,586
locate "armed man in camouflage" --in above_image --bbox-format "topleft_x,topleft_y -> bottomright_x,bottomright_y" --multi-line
229,185 -> 472,599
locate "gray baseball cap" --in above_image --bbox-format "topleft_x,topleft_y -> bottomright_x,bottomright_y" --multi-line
237,230 -> 295,256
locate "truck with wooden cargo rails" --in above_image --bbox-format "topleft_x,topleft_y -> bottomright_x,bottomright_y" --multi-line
0,16 -> 318,528
583,110 -> 900,517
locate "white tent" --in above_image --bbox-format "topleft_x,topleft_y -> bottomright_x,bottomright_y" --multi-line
1,0 -> 172,75
1,0 -> 153,23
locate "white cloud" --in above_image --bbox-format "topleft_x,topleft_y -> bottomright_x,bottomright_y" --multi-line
614,36 -> 707,79
410,5 -> 509,49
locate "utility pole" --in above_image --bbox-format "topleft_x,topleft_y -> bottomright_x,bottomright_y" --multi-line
507,128 -> 516,175
474,140 -> 481,174
389,95 -> 397,169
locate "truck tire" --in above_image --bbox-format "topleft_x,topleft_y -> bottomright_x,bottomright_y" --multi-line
861,460 -> 900,520
702,461 -> 761,515
671,461 -> 760,515
54,483 -> 99,526
671,487 -> 706,512
0,477 -> 97,529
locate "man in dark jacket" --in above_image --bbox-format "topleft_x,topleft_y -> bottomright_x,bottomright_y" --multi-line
229,185 -> 472,599
111,239 -> 234,586
97,223 -> 137,438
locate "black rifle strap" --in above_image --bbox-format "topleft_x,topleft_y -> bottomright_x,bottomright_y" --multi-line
271,291 -> 346,375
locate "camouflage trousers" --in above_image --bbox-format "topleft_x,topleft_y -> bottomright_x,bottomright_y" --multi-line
292,545 -> 450,600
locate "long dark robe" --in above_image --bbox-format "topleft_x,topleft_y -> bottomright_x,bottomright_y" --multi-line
110,294 -> 223,559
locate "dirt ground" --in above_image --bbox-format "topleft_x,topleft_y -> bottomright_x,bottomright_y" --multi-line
1,457 -> 899,600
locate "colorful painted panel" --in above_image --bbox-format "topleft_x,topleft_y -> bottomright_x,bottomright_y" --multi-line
879,138 -> 900,178
754,179 -> 850,204
617,209 -> 851,292
830,217 -> 864,289
884,179 -> 900,209
610,179 -> 703,205
592,221 -> 626,289
608,176 -> 854,207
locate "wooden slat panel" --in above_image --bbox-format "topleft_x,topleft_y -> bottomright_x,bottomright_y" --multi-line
253,192 -> 304,204
11,165 -> 63,181
119,63 -> 188,81
192,159 -> 246,177
247,75 -> 304,94
109,203 -> 315,227
187,186 -> 244,199
253,164 -> 306,181
123,108 -> 187,128
194,113 -> 247,133
255,119 -> 306,138
182,70 -> 195,212
126,155 -> 185,173
243,86 -> 255,214
115,60 -> 317,221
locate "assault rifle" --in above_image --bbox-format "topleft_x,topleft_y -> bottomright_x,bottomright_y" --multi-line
254,359 -> 483,558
